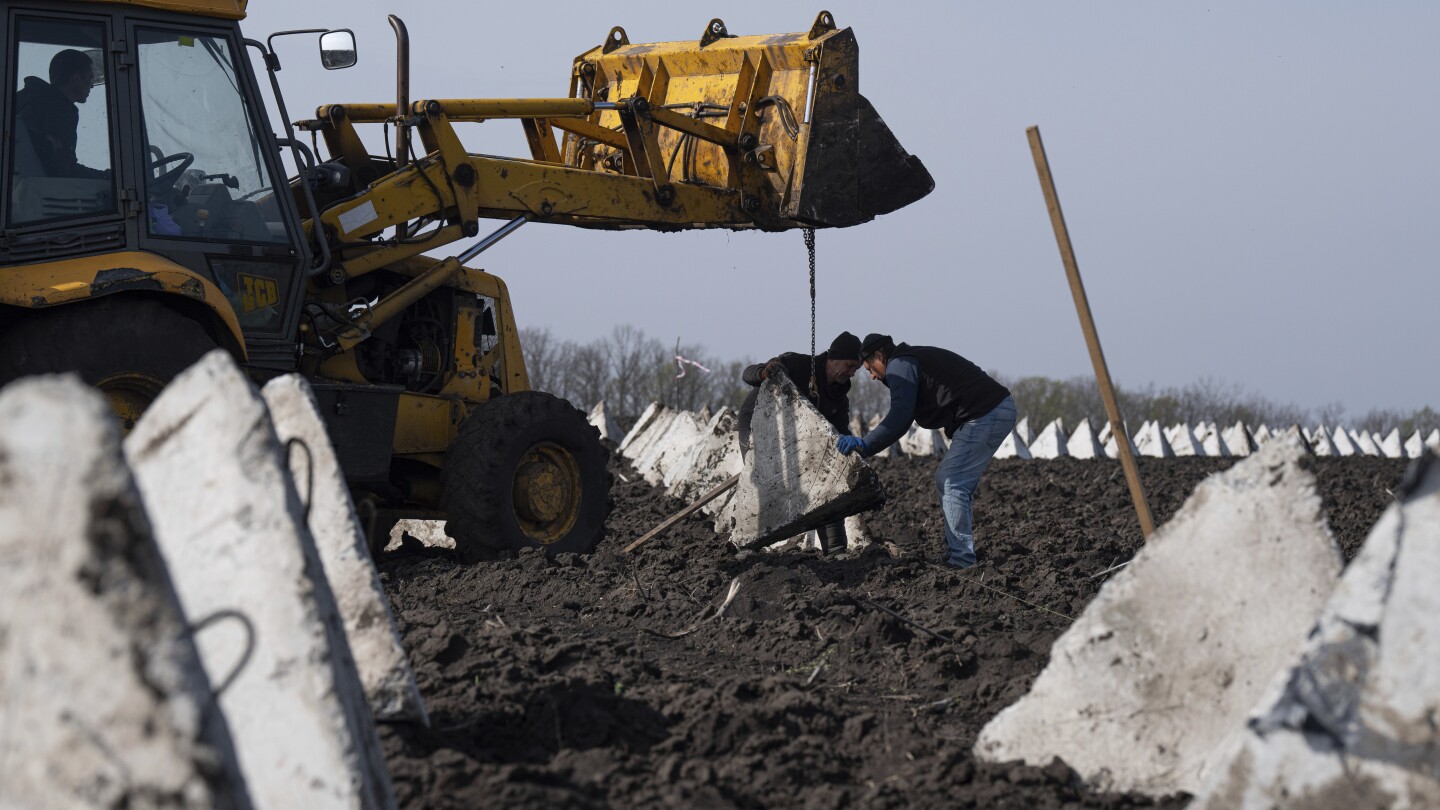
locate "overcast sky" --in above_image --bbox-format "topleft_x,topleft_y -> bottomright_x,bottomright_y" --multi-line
244,2 -> 1438,418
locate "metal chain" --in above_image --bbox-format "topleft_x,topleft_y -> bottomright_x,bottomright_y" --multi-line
804,228 -> 818,399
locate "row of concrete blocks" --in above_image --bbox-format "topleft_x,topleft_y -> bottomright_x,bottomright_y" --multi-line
0,352 -> 424,809
998,416 -> 1440,460
592,376 -> 885,550
972,435 -> 1440,806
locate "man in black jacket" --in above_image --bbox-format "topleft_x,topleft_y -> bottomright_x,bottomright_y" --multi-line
836,333 -> 1016,568
15,49 -> 108,180
738,330 -> 863,555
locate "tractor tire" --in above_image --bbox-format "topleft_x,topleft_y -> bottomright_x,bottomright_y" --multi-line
0,296 -> 218,432
440,391 -> 611,559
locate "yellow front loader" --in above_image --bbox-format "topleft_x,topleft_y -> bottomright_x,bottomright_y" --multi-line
0,1 -> 931,557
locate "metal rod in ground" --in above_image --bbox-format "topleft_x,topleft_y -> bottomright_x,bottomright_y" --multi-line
623,474 -> 740,554
1026,125 -> 1156,539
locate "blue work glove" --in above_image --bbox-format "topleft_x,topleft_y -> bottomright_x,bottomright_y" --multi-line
836,436 -> 867,456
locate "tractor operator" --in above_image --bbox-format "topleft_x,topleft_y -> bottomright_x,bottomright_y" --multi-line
15,49 -> 108,180
836,333 -> 1016,568
738,330 -> 863,556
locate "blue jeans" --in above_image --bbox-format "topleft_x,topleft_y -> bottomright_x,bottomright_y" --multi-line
936,396 -> 1017,567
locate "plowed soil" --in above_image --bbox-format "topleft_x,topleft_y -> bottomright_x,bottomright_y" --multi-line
376,454 -> 1406,809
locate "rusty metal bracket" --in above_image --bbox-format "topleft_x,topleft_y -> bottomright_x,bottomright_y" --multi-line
700,18 -> 732,48
602,26 -> 629,55
808,10 -> 837,40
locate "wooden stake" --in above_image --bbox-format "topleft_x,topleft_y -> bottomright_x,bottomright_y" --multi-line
622,474 -> 740,553
1027,126 -> 1156,538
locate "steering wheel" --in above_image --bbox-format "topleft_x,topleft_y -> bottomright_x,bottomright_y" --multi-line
147,148 -> 195,194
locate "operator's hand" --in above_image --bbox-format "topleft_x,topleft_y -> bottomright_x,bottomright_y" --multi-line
762,361 -> 787,381
836,436 -> 867,456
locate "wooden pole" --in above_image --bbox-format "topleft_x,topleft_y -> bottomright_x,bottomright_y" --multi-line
1026,126 -> 1155,538
623,474 -> 740,553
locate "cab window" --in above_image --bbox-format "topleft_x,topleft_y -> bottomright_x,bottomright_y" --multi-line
7,17 -> 116,226
136,27 -> 288,244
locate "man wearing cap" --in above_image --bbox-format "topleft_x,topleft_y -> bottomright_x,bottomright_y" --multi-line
836,334 -> 1016,568
738,331 -> 864,555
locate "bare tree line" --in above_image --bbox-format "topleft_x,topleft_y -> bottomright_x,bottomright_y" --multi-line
521,325 -> 1437,435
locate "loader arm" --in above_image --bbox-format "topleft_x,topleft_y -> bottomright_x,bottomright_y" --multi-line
300,13 -> 932,283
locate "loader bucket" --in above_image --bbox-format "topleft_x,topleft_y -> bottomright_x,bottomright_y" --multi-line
569,12 -> 933,229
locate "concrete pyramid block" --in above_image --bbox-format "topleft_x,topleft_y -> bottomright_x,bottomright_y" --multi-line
865,413 -> 898,458
994,430 -> 1033,460
899,425 -> 946,457
716,374 -> 885,548
0,377 -> 250,809
1426,428 -> 1440,451
1200,423 -> 1230,457
1352,429 -> 1381,456
1253,424 -> 1273,446
1098,420 -> 1113,444
1030,418 -> 1069,459
1278,425 -> 1313,454
1330,425 -> 1358,456
622,405 -> 679,465
848,414 -> 864,438
1066,418 -> 1106,459
262,376 -> 427,725
1191,452 -> 1440,809
125,352 -> 396,810
1379,427 -> 1405,459
1309,425 -> 1337,457
618,401 -> 665,456
1404,429 -> 1426,459
587,400 -> 622,443
1223,421 -> 1257,457
1169,423 -> 1205,457
1135,420 -> 1175,458
1015,416 -> 1036,445
975,436 -> 1341,796
664,407 -> 742,504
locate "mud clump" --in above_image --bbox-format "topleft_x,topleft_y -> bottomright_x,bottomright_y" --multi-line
377,455 -> 1405,808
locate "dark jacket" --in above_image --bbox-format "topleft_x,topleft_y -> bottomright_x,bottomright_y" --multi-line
888,343 -> 1009,436
738,350 -> 851,443
15,76 -> 106,180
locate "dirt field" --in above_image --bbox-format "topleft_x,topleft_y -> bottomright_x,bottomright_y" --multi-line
376,454 -> 1406,809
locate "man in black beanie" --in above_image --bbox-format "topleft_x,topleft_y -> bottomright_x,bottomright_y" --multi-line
836,333 -> 1016,568
737,330 -> 863,555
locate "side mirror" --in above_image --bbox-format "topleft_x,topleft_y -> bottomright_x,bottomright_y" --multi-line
319,29 -> 356,70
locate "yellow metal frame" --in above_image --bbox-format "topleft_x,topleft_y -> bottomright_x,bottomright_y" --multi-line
99,0 -> 247,20
0,250 -> 247,360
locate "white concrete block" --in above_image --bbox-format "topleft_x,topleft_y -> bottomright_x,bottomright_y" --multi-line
1029,418 -> 1069,459
1223,421 -> 1256,457
865,413 -> 898,458
1200,423 -> 1230,457
1254,424 -> 1273,446
1331,425 -> 1358,456
716,374 -> 885,548
622,406 -> 679,465
1352,429 -> 1381,456
994,430 -> 1033,460
1190,452 -> 1440,809
635,410 -> 706,487
1170,423 -> 1205,457
1379,428 -> 1405,459
848,414 -> 864,438
387,519 -> 455,550
587,400 -> 623,443
1163,423 -> 1181,445
1309,425 -> 1336,457
125,352 -> 396,810
899,426 -> 946,457
1015,416 -> 1034,445
1135,420 -> 1175,458
974,436 -> 1341,796
1404,430 -> 1426,459
0,377 -> 250,809
664,408 -> 742,510
1066,419 -> 1106,459
618,401 -> 665,456
1426,428 -> 1440,451
1098,420 -> 1113,444
262,376 -> 427,726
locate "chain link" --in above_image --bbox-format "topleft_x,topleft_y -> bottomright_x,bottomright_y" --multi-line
804,227 -> 818,399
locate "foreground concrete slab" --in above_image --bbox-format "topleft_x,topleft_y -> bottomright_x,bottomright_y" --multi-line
716,375 -> 885,548
1191,452 -> 1440,809
262,376 -> 427,726
587,400 -> 622,443
974,436 -> 1341,796
1066,419 -> 1106,459
0,377 -> 250,810
126,352 -> 396,810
